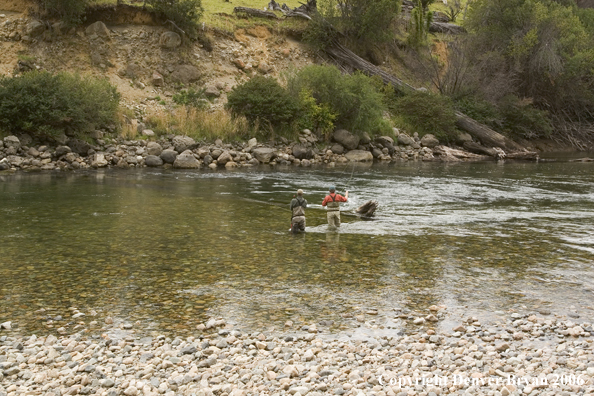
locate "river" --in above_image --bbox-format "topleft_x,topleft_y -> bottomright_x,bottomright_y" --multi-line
1,161 -> 593,339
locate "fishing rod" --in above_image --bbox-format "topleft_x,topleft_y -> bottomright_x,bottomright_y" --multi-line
341,162 -> 356,193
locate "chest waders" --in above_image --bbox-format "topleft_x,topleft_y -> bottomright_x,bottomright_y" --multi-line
292,198 -> 306,218
327,194 -> 340,212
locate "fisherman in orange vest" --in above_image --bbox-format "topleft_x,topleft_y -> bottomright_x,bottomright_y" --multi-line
321,186 -> 348,228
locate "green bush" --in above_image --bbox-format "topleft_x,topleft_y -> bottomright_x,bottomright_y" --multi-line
146,0 -> 204,39
36,0 -> 88,26
498,95 -> 552,140
286,65 -> 388,135
0,71 -> 120,141
394,91 -> 457,141
172,87 -> 208,109
304,0 -> 400,48
454,96 -> 499,126
226,76 -> 299,127
297,89 -> 338,139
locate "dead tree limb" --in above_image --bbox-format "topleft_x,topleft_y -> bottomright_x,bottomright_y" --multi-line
233,7 -> 279,19
284,10 -> 312,20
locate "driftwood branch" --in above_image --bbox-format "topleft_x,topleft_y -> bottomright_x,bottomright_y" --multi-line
356,200 -> 378,217
433,146 -> 490,161
233,7 -> 279,19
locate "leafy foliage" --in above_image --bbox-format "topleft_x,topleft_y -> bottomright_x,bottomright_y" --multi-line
444,0 -> 462,22
286,65 -> 388,135
297,89 -> 338,139
172,88 -> 209,109
145,0 -> 204,39
226,76 -> 299,127
394,91 -> 457,141
304,0 -> 400,48
465,0 -> 594,119
0,71 -> 120,141
455,95 -> 551,139
408,0 -> 433,48
498,96 -> 552,139
36,0 -> 88,26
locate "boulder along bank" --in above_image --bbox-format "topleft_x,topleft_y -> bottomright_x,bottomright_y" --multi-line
0,310 -> 593,396
0,129 -> 518,173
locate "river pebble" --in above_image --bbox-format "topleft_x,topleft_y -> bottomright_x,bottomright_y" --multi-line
1,312 -> 592,396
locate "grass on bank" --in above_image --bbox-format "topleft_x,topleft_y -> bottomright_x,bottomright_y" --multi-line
125,107 -> 252,142
87,0 -> 304,31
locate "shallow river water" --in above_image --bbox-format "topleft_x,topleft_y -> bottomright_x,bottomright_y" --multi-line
1,161 -> 593,339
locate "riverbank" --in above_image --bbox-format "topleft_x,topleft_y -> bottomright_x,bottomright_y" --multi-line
0,128 -> 524,173
1,311 -> 593,396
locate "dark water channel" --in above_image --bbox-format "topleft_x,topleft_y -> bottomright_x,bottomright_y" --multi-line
1,161 -> 593,339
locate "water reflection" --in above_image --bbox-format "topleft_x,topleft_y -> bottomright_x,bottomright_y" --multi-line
0,162 -> 593,337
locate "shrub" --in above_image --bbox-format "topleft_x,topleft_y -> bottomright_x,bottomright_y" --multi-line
0,71 -> 120,142
456,94 -> 552,140
297,89 -> 338,139
304,0 -> 400,48
36,0 -> 88,26
226,76 -> 299,127
172,88 -> 209,109
286,65 -> 387,135
394,90 -> 457,141
455,96 -> 499,126
145,0 -> 204,39
408,0 -> 433,48
498,95 -> 552,140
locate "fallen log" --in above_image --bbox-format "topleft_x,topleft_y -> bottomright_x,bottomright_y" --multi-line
455,111 -> 525,152
324,42 -> 417,92
432,146 -> 490,161
463,141 -> 499,157
505,151 -> 539,160
233,7 -> 279,19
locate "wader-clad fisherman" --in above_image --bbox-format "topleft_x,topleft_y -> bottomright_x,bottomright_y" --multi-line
290,189 -> 307,233
322,186 -> 348,227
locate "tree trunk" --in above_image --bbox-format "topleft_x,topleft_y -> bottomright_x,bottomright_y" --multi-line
463,141 -> 499,157
324,43 -> 417,92
454,111 -> 525,151
433,146 -> 490,161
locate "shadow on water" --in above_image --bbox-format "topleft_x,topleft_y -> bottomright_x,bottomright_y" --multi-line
0,161 -> 593,337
